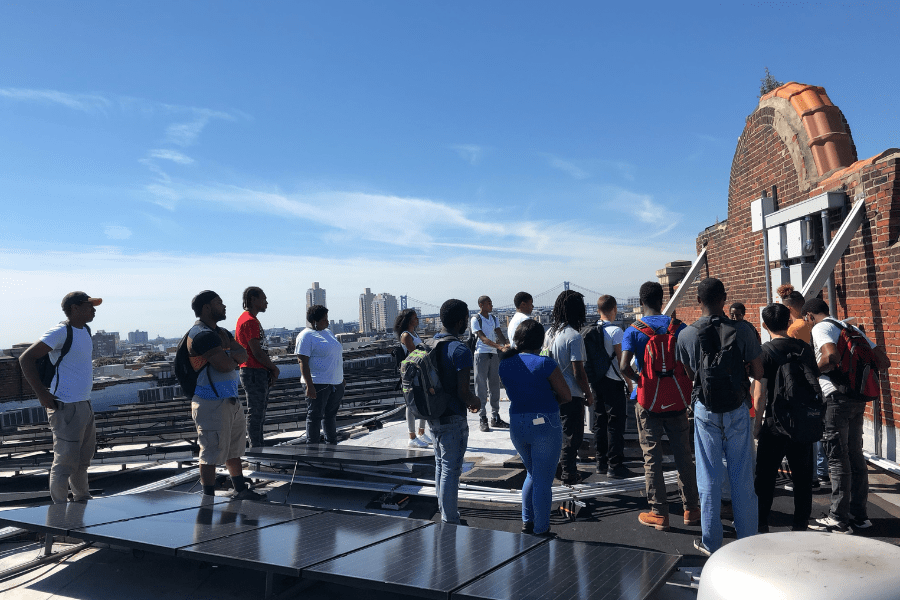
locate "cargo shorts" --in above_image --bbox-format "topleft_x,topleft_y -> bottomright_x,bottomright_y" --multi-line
191,396 -> 247,465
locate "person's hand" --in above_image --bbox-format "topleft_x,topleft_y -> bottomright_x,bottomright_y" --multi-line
466,397 -> 480,412
268,366 -> 280,386
305,385 -> 317,400
37,390 -> 60,410
584,393 -> 595,407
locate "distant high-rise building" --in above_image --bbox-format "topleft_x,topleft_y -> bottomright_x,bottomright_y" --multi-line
128,330 -> 149,344
92,330 -> 119,358
330,319 -> 346,334
358,288 -> 375,334
372,293 -> 399,333
306,282 -> 326,311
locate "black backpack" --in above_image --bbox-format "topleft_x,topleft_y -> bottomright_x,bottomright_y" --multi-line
174,324 -> 219,399
692,316 -> 748,413
36,322 -> 91,392
400,336 -> 458,420
764,342 -> 824,443
466,314 -> 484,354
581,321 -> 615,386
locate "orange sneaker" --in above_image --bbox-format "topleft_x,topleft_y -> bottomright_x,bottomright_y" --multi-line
638,511 -> 670,531
684,508 -> 701,526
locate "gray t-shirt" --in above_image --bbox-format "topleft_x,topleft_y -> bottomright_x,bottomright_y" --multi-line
548,324 -> 587,397
676,316 -> 762,406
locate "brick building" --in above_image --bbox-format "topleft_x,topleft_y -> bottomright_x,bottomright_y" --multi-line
663,82 -> 900,461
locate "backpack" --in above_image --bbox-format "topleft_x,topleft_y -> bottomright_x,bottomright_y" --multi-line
36,322 -> 92,392
631,318 -> 692,413
466,314 -> 485,354
765,342 -> 824,443
400,336 -> 458,420
174,324 -> 219,399
824,318 -> 880,402
692,316 -> 748,413
581,321 -> 615,385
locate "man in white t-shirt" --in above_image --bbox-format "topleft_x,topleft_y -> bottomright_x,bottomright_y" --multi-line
507,291 -> 534,347
471,295 -> 510,432
803,298 -> 889,533
19,291 -> 102,503
588,295 -> 633,478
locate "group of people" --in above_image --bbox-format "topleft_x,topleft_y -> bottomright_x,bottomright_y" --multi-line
18,279 -> 889,557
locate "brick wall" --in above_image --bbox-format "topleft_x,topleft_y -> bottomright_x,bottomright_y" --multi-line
663,90 -> 900,440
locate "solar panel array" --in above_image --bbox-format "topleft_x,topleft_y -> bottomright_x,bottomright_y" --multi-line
0,491 -> 679,600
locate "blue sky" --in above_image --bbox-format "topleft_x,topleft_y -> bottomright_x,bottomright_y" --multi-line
2,1 -> 899,346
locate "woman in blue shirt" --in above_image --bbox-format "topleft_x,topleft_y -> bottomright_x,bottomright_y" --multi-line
499,319 -> 572,536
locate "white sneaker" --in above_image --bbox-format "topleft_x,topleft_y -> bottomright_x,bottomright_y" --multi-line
408,437 -> 428,448
419,433 -> 433,445
811,515 -> 852,534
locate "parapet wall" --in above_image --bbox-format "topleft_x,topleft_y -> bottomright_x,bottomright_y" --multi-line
665,82 -> 900,459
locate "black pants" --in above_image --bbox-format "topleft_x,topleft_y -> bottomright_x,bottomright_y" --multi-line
754,425 -> 813,530
559,396 -> 585,477
590,378 -> 627,467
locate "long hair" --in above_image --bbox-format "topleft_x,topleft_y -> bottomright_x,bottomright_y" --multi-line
242,286 -> 263,311
394,309 -> 417,339
551,290 -> 586,329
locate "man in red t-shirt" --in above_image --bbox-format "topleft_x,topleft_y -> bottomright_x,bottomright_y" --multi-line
235,287 -> 280,448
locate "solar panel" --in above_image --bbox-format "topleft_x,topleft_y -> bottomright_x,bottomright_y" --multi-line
0,490 -> 229,536
304,522 -> 547,599
178,510 -> 432,576
245,444 -> 435,465
452,540 -> 681,600
71,499 -> 320,556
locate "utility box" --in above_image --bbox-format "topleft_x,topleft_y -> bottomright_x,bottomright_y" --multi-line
785,219 -> 815,259
768,226 -> 788,261
751,197 -> 776,232
770,267 -> 790,299
790,262 -> 815,290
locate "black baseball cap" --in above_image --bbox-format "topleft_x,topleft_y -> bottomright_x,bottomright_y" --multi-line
62,291 -> 102,311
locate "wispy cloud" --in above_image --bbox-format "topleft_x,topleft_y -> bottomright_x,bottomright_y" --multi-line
543,154 -> 591,180
165,108 -> 233,146
148,149 -> 194,164
104,225 -> 132,240
0,87 -> 111,112
605,187 -> 682,237
449,144 -> 484,165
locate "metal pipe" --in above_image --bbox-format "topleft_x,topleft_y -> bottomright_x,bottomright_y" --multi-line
0,542 -> 93,582
820,209 -> 837,316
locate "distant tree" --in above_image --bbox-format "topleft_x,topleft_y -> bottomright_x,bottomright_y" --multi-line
94,356 -> 125,366
137,351 -> 168,363
759,67 -> 784,97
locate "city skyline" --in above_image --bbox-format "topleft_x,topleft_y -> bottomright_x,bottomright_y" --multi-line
2,2 -> 899,348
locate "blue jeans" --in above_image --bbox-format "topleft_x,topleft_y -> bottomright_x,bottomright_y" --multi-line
694,401 -> 758,552
509,411 -> 563,534
305,382 -> 345,444
428,415 -> 469,524
816,441 -> 829,479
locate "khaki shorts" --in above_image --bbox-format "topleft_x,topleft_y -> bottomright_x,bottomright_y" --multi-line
191,397 -> 247,465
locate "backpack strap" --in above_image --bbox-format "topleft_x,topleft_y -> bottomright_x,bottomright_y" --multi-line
631,319 -> 656,338
667,317 -> 682,336
52,322 -> 75,394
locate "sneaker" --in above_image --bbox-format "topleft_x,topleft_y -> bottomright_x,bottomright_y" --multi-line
232,487 -> 267,501
684,508 -> 701,526
408,437 -> 428,448
596,458 -> 608,473
419,432 -> 433,445
784,482 -> 794,491
693,538 -> 712,557
479,418 -> 491,432
811,480 -> 820,490
638,511 -> 670,531
607,464 -> 634,479
521,521 -> 534,534
532,529 -> 557,538
849,516 -> 872,529
811,515 -> 852,534
490,416 -> 509,428
561,472 -> 584,485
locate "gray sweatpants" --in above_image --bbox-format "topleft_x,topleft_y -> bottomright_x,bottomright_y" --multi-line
48,400 -> 96,503
474,352 -> 500,420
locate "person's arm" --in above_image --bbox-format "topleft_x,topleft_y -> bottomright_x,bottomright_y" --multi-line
474,330 -> 506,351
298,354 -> 316,399
203,345 -> 240,373
457,367 -> 480,412
548,367 -> 572,405
494,326 -> 510,348
400,332 -> 416,354
753,377 -> 767,438
817,342 -> 839,372
18,341 -> 59,409
222,330 -> 248,365
612,342 -> 632,393
572,360 -> 593,406
620,350 -> 639,384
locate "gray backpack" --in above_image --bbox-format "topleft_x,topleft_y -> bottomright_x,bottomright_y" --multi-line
400,336 -> 457,420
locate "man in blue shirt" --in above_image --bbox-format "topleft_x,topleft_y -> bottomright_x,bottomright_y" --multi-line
621,282 -> 700,534
429,299 -> 481,524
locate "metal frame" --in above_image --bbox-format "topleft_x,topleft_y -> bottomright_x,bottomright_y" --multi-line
662,247 -> 708,316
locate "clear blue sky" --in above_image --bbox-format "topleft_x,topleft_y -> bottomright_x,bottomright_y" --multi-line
2,1 -> 898,346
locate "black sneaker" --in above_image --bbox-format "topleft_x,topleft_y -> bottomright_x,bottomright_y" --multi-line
232,487 -> 267,501
693,538 -> 712,557
606,464 -> 634,479
811,515 -> 852,534
521,521 -> 534,534
479,418 -> 491,432
561,472 -> 584,485
596,459 -> 608,473
811,480 -> 820,490
849,516 -> 872,529
490,416 -> 509,428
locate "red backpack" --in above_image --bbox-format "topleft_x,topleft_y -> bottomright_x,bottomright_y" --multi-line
632,318 -> 692,413
825,318 -> 880,401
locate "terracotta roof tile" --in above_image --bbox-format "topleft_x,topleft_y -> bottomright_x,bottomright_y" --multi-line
809,149 -> 899,194
760,82 -> 856,176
